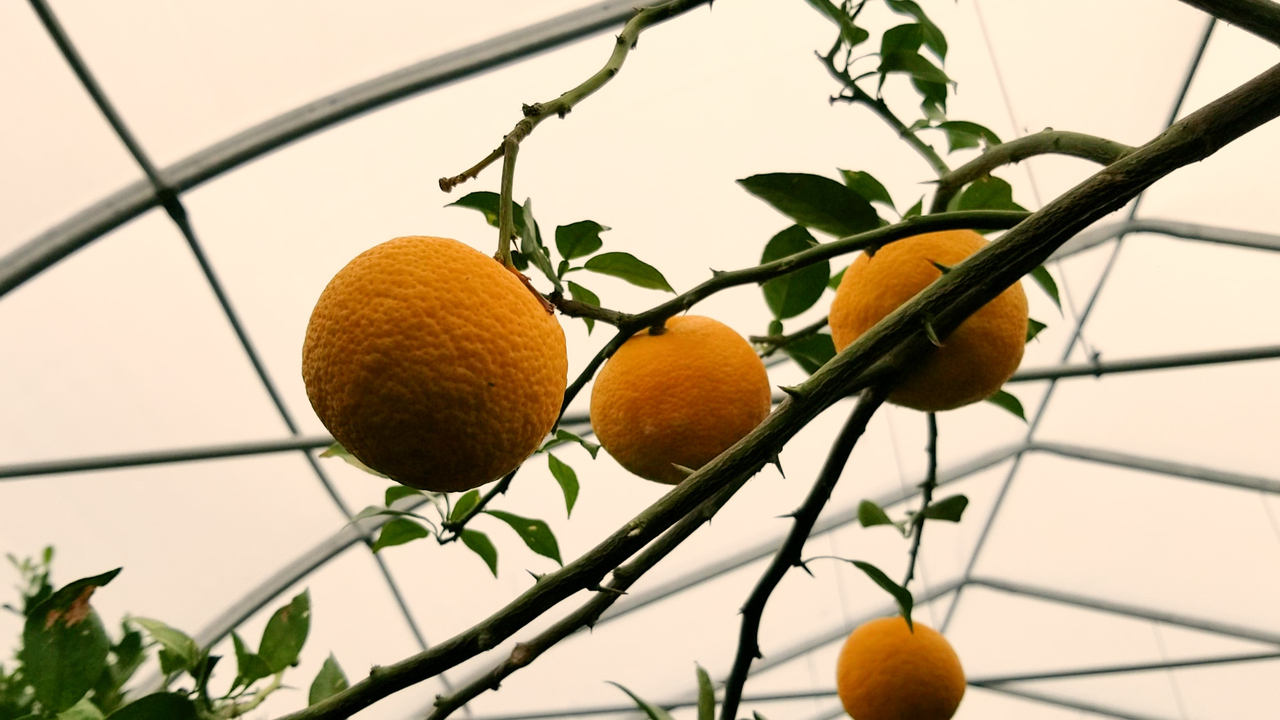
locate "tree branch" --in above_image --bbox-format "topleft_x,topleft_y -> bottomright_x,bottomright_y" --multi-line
428,473 -> 753,720
275,59 -> 1280,720
751,316 -> 831,357
929,130 -> 1134,213
1178,0 -> 1280,45
718,387 -> 888,720
902,412 -> 938,587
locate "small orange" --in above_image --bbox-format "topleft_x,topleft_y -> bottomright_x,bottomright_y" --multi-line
303,236 -> 567,493
589,316 -> 772,484
829,229 -> 1027,411
836,616 -> 966,720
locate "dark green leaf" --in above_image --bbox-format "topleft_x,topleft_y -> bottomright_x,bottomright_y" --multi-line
55,698 -> 103,720
259,591 -> 310,673
880,50 -> 950,86
696,664 -> 715,720
903,197 -> 924,219
130,617 -> 198,675
850,561 -> 915,631
783,333 -> 837,375
922,495 -> 969,522
485,510 -> 563,566
801,0 -> 870,48
385,486 -> 423,507
554,429 -> 601,459
308,654 -> 350,706
519,199 -> 561,292
738,174 -> 879,238
461,529 -> 499,577
372,518 -> 431,553
839,170 -> 895,210
986,389 -> 1027,421
957,176 -> 1026,212
753,714 -> 772,720
22,570 -> 120,712
556,220 -> 609,260
857,500 -> 895,528
231,631 -> 273,690
608,682 -> 676,720
935,121 -> 1001,153
447,191 -> 525,230
566,280 -> 600,333
319,443 -> 388,478
583,252 -> 674,293
104,694 -> 197,720
913,76 -> 950,119
767,319 -> 784,336
1030,265 -> 1062,311
886,1 -> 947,60
761,225 -> 830,320
547,454 -> 580,518
827,266 -> 847,290
450,490 -> 481,523
880,23 -> 923,56
1027,318 -> 1047,343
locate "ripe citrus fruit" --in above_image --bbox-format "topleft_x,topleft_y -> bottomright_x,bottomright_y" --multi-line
589,315 -> 772,484
829,229 -> 1028,411
302,236 -> 567,493
836,616 -> 966,720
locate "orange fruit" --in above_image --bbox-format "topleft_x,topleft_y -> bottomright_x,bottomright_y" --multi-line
302,236 -> 567,493
836,616 -> 966,720
589,315 -> 772,484
829,229 -> 1027,411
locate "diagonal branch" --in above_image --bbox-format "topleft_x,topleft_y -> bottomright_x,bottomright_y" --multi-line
719,387 -> 888,720
1178,0 -> 1280,45
275,59 -> 1280,720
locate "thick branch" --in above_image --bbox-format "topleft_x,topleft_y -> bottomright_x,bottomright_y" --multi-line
276,60 -> 1280,720
1179,0 -> 1280,45
428,474 -> 751,720
929,130 -> 1134,212
719,388 -> 888,720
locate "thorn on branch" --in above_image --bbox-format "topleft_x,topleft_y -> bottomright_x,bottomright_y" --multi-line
779,384 -> 806,400
923,319 -> 944,348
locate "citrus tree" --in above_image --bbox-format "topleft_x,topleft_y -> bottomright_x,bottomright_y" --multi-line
5,1 -> 1280,719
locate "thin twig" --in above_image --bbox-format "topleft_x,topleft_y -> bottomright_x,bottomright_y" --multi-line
427,473 -> 754,720
929,130 -> 1134,213
719,387 -> 888,720
751,316 -> 830,357
276,60 -> 1280,720
902,412 -> 938,588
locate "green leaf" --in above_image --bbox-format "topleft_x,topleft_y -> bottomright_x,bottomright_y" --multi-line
22,570 -> 120,712
308,654 -> 350,706
104,694 -> 197,720
761,225 -> 830,320
850,561 -> 915,631
547,454 -> 580,518
957,175 -> 1026,212
450,490 -> 482,523
1030,265 -> 1062,311
903,197 -> 924,219
880,23 -> 923,56
886,1 -> 947,60
259,591 -> 310,673
447,191 -> 525,230
555,220 -> 609,260
566,280 -> 600,333
827,266 -> 847,290
56,698 -> 104,720
922,495 -> 969,522
608,682 -> 676,720
802,0 -> 870,48
857,500 -> 895,528
461,529 -> 500,577
372,518 -> 431,553
231,631 -> 273,690
936,120 -> 1002,152
839,170 -> 895,210
319,443 -> 388,478
485,510 -> 563,566
519,198 -> 561,292
753,714 -> 772,720
783,333 -> 837,375
696,664 -> 715,720
738,173 -> 880,238
385,486 -> 423,507
986,389 -> 1027,421
1027,318 -> 1047,343
880,50 -> 951,87
551,428 -> 601,459
130,616 -> 198,676
583,252 -> 674,293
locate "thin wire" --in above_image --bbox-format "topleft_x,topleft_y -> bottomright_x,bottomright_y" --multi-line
971,0 -> 1043,208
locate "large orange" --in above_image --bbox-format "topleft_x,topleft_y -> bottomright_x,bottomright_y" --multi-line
836,616 -> 966,720
589,316 -> 771,484
302,236 -> 567,493
829,229 -> 1027,411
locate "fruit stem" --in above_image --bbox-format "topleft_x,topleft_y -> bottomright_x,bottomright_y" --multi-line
495,134 -> 521,269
